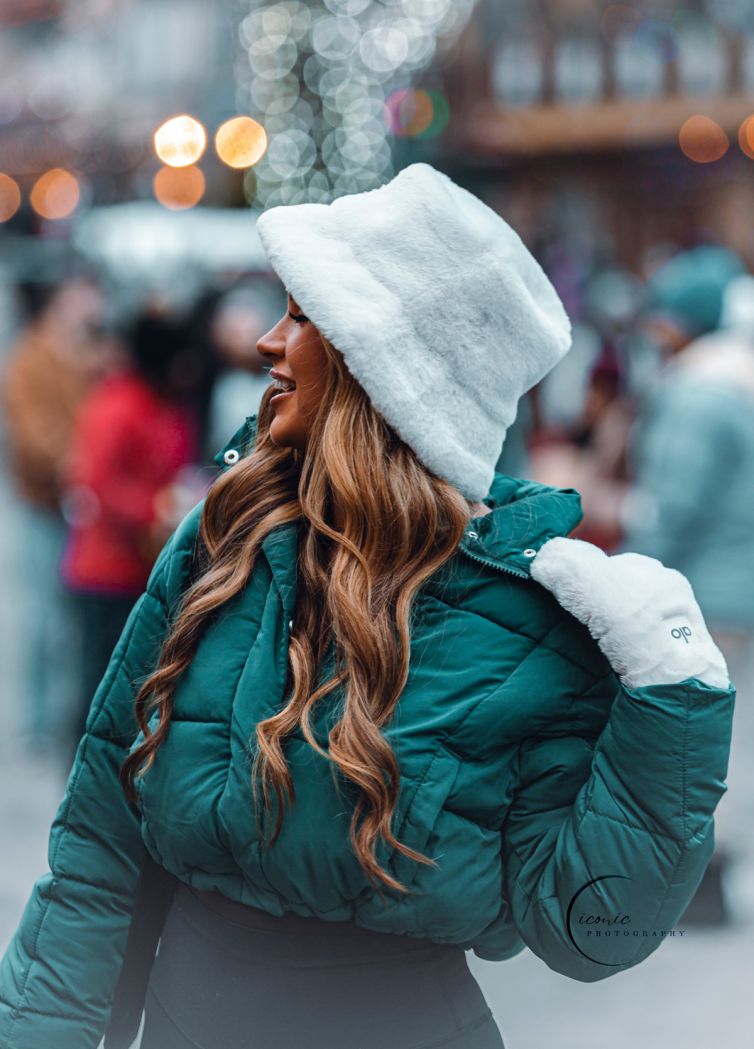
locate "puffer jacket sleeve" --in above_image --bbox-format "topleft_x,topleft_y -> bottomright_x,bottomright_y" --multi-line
496,671 -> 735,981
0,535 -> 177,1049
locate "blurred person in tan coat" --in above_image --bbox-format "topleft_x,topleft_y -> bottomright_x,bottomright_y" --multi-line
1,275 -> 116,755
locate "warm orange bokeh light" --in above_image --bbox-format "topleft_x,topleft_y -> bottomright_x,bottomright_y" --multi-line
738,115 -> 754,159
384,88 -> 435,137
215,116 -> 268,169
401,89 -> 434,136
0,173 -> 21,222
679,115 -> 729,164
154,115 -> 207,168
29,168 -> 80,220
153,165 -> 205,210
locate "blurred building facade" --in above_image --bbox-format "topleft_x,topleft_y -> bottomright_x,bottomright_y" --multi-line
437,0 -> 754,272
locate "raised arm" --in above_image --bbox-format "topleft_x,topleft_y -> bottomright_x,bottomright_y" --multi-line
489,538 -> 735,980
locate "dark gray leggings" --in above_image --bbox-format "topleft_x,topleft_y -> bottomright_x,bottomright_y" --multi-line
140,882 -> 505,1049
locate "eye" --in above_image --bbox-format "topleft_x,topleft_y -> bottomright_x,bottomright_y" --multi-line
288,309 -> 309,325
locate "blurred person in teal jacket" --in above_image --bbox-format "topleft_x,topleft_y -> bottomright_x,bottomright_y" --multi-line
621,252 -> 754,634
622,253 -> 754,924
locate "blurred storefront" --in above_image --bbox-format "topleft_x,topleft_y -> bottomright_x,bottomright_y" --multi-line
436,0 -> 754,272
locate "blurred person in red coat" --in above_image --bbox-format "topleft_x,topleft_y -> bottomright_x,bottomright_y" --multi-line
59,305 -> 204,771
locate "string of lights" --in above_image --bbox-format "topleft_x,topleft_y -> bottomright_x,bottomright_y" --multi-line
236,0 -> 477,207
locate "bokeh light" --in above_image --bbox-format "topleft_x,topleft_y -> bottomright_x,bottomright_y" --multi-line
383,87 -> 450,139
266,128 -> 317,179
153,165 -> 206,210
153,115 -> 207,168
29,168 -> 81,220
738,115 -> 754,160
360,26 -> 410,75
215,116 -> 268,168
384,88 -> 434,137
679,115 -> 729,164
0,173 -> 21,222
324,0 -> 371,15
417,90 -> 451,138
243,0 -> 476,206
312,15 -> 361,61
251,74 -> 299,116
248,37 -> 299,81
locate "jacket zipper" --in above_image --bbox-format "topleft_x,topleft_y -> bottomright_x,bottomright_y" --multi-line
457,543 -> 529,580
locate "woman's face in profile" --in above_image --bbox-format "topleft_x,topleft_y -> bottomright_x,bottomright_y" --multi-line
256,292 -> 330,450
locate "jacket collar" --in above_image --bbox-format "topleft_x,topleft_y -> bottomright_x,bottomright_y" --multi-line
459,473 -> 582,577
213,414 -> 583,583
213,415 -> 262,471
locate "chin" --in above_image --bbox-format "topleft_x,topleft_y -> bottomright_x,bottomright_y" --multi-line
268,413 -> 303,451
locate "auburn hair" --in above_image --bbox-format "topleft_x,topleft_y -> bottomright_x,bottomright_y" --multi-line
119,332 -> 472,900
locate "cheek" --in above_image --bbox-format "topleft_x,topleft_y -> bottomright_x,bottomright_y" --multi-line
290,337 -> 330,405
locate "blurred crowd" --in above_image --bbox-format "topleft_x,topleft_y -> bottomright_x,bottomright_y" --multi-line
0,270 -> 284,775
1,230 -> 754,931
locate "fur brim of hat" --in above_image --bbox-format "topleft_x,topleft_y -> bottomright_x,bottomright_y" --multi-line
256,163 -> 572,502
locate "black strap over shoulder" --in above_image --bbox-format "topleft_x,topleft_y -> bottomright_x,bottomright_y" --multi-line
105,538 -> 206,1048
103,851 -> 178,1049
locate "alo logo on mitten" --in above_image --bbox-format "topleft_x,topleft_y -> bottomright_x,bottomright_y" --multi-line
671,625 -> 693,644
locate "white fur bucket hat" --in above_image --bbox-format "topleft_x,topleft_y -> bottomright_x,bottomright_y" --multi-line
256,163 -> 572,502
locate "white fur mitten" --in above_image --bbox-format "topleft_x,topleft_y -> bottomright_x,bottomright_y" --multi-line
530,537 -> 730,690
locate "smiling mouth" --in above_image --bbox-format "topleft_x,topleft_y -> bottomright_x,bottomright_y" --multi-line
271,377 -> 295,391
270,382 -> 296,405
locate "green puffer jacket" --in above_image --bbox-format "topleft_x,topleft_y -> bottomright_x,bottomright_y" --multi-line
0,414 -> 735,1049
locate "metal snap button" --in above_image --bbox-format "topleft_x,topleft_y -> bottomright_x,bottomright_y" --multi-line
223,448 -> 240,465
288,619 -> 294,631
523,548 -> 537,558
466,530 -> 479,540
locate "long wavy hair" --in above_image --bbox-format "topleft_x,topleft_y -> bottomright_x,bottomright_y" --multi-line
120,332 -> 473,899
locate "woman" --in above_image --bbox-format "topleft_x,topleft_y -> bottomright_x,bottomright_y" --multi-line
59,305 -> 201,772
0,165 -> 734,1049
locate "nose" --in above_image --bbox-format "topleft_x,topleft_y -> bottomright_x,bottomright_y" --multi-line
256,314 -> 287,362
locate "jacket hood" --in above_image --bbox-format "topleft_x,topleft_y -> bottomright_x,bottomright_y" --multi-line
213,414 -> 583,579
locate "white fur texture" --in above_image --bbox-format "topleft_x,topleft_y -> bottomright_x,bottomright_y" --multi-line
256,163 -> 572,502
530,537 -> 730,690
